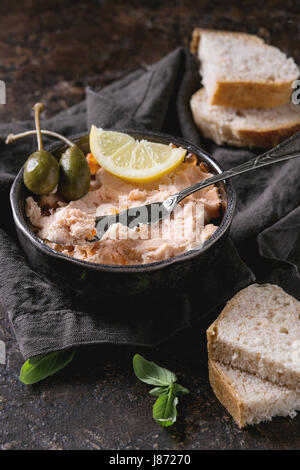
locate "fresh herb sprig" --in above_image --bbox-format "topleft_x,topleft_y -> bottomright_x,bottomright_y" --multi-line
133,354 -> 189,427
19,349 -> 75,385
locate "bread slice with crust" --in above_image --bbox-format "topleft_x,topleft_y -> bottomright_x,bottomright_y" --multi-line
208,359 -> 300,428
191,28 -> 299,109
190,88 -> 300,148
207,284 -> 300,390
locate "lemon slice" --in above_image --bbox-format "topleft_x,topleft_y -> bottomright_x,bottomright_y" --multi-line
89,126 -> 187,183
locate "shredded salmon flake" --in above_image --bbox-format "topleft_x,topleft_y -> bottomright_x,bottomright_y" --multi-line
91,228 -> 97,236
199,161 -> 209,172
85,228 -> 97,240
86,152 -> 100,175
185,153 -> 198,166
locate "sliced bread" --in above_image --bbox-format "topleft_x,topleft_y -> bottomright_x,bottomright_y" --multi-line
191,28 -> 299,109
207,284 -> 300,390
190,88 -> 300,148
208,359 -> 300,428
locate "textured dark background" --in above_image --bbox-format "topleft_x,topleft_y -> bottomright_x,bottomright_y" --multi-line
1,0 -> 300,450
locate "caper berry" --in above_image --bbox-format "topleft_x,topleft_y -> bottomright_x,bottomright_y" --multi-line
23,150 -> 59,195
58,146 -> 90,201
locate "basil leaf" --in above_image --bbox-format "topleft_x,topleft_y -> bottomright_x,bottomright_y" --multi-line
19,349 -> 75,385
172,383 -> 190,396
149,385 -> 170,397
153,389 -> 178,427
133,354 -> 177,386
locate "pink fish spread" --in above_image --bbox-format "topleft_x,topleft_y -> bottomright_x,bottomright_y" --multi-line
25,161 -> 221,265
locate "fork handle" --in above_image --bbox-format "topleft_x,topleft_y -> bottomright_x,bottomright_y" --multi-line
163,131 -> 300,211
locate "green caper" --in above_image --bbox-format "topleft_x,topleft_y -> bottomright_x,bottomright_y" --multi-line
22,102 -> 59,196
58,146 -> 90,201
7,102 -> 89,200
23,150 -> 59,195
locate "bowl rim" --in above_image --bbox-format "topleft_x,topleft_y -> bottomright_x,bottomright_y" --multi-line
10,130 -> 236,273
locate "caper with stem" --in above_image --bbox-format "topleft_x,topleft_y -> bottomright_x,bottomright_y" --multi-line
58,145 -> 91,201
23,103 -> 60,196
7,105 -> 91,201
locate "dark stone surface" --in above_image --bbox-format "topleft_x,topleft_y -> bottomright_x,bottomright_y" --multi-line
1,0 -> 300,450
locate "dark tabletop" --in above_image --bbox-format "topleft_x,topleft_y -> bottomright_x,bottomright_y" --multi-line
1,0 -> 300,451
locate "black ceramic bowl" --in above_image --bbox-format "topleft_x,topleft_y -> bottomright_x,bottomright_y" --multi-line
10,131 -> 236,297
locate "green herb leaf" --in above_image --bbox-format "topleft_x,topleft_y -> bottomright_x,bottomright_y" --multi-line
149,385 -> 170,397
133,354 -> 177,387
133,354 -> 189,428
153,387 -> 178,427
19,349 -> 75,385
150,384 -> 189,397
172,383 -> 190,395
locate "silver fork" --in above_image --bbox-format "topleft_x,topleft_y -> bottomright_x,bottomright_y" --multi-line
90,132 -> 300,241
